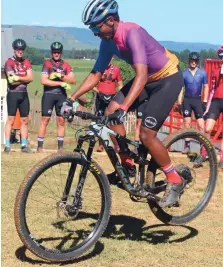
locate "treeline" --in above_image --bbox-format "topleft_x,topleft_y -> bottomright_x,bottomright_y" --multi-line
170,49 -> 219,70
25,46 -> 219,68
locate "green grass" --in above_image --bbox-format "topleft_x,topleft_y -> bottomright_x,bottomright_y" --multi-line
1,152 -> 223,267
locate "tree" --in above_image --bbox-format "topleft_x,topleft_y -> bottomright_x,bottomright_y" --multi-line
112,59 -> 135,84
24,47 -> 44,65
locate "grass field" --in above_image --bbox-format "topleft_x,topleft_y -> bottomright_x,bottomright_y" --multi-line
1,150 -> 223,267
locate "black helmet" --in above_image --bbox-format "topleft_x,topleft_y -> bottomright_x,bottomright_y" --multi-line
189,52 -> 200,61
50,42 -> 63,52
12,39 -> 27,50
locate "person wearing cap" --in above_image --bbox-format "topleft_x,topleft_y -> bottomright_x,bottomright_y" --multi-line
178,52 -> 209,155
4,39 -> 33,153
37,42 -> 76,152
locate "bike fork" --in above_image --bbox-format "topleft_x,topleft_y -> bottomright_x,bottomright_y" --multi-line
71,137 -> 96,208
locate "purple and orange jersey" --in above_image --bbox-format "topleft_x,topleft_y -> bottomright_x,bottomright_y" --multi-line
93,21 -> 179,81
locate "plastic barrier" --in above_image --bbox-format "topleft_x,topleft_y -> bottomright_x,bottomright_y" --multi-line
162,58 -> 222,144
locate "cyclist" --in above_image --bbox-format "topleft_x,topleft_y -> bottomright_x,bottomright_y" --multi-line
61,0 -> 186,208
94,60 -> 123,152
195,46 -> 223,168
37,42 -> 76,152
178,52 -> 209,154
4,39 -> 33,153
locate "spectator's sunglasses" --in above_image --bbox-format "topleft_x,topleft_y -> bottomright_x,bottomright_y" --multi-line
52,51 -> 61,54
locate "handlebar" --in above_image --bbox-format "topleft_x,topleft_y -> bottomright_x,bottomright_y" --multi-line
65,109 -> 120,125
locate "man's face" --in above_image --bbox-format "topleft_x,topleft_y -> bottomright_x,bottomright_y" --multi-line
89,17 -> 114,40
14,48 -> 24,58
52,51 -> 62,61
189,59 -> 198,69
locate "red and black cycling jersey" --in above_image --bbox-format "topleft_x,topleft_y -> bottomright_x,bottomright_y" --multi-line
4,57 -> 32,92
97,64 -> 122,94
41,59 -> 73,94
212,67 -> 223,99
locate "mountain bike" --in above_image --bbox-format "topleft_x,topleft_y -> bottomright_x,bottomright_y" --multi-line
14,110 -> 218,262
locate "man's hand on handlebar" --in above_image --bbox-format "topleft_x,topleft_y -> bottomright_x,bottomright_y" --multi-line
61,98 -> 74,122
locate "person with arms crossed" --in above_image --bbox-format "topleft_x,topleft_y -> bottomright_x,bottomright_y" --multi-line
178,52 -> 209,154
37,42 -> 76,152
4,39 -> 33,153
61,0 -> 186,208
94,60 -> 123,152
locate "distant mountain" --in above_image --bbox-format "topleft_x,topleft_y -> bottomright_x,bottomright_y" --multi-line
2,24 -> 220,52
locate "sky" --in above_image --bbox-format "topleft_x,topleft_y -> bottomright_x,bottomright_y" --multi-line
1,0 -> 222,44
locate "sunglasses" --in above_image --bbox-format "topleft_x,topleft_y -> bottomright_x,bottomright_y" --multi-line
52,51 -> 61,54
89,21 -> 105,35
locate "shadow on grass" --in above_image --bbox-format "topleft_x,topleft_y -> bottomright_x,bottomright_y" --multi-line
15,213 -> 198,264
104,215 -> 198,244
15,241 -> 104,265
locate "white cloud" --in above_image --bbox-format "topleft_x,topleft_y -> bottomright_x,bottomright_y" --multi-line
31,22 -> 41,25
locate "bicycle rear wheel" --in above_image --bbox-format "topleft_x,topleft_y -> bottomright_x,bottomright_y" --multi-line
14,152 -> 111,262
148,129 -> 218,225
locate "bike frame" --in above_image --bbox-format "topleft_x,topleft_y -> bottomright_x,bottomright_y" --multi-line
62,121 -> 162,208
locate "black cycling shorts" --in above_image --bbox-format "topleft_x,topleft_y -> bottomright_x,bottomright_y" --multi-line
7,91 -> 30,117
112,71 -> 184,131
206,98 -> 223,121
136,100 -> 148,119
183,97 -> 204,119
42,93 -> 67,117
95,93 -> 115,116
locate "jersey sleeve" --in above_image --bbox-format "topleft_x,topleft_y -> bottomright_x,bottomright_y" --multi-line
92,40 -> 115,73
202,69 -> 208,84
116,67 -> 122,82
41,60 -> 50,75
125,27 -> 147,66
25,59 -> 32,70
4,59 -> 15,76
64,62 -> 73,75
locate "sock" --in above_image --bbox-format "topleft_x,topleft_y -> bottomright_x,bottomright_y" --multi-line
58,136 -> 64,149
5,139 -> 10,147
220,150 -> 223,162
201,145 -> 207,157
21,138 -> 27,148
161,163 -> 182,184
119,153 -> 135,168
185,140 -> 190,148
37,137 -> 44,148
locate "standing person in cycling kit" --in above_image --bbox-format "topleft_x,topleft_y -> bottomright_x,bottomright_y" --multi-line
37,42 -> 76,153
196,46 -> 223,169
94,61 -> 123,152
61,0 -> 186,208
4,39 -> 33,153
178,52 -> 209,154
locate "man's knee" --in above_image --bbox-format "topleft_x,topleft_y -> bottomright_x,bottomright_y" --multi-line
139,127 -> 157,144
20,117 -> 29,126
6,116 -> 15,125
40,117 -> 50,127
57,117 -> 65,127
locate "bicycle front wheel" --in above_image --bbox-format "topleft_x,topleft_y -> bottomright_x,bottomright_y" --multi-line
148,129 -> 218,225
14,152 -> 111,262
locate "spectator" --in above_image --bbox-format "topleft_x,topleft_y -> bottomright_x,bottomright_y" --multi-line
4,39 -> 33,153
